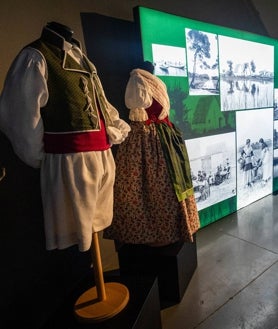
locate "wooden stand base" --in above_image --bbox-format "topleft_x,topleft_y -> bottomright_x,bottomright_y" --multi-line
74,233 -> 129,323
74,282 -> 129,323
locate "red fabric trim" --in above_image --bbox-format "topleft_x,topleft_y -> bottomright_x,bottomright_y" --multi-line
44,129 -> 110,154
145,98 -> 172,127
145,116 -> 172,126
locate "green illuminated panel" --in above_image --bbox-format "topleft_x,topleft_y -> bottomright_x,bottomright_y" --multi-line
137,6 -> 278,226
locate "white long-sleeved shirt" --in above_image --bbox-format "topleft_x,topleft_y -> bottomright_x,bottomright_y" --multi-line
0,47 -> 47,168
0,39 -> 130,168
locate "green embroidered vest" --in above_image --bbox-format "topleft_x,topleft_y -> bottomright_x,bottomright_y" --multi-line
28,39 -> 100,133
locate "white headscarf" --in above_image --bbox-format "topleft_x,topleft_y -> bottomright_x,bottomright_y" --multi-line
125,68 -> 170,121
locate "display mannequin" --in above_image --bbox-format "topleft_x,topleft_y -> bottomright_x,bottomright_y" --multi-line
104,61 -> 200,246
0,22 -> 130,321
46,21 -> 73,42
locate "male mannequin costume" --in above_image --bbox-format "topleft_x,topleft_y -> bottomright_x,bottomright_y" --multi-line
0,22 -> 130,251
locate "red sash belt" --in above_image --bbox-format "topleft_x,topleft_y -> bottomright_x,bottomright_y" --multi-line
145,115 -> 173,127
43,130 -> 110,153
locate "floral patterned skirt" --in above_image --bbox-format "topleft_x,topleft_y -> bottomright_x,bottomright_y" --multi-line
103,122 -> 199,246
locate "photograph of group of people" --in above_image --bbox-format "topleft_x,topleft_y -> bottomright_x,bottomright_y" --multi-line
273,119 -> 278,177
238,138 -> 272,187
236,108 -> 273,209
186,132 -> 236,211
185,106 -> 274,212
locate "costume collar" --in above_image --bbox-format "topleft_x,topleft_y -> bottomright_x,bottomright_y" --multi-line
40,27 -> 82,52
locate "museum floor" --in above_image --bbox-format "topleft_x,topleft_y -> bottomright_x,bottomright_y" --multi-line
161,193 -> 278,329
35,192 -> 278,329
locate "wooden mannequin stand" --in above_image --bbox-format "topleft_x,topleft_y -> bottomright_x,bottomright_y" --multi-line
74,232 -> 129,323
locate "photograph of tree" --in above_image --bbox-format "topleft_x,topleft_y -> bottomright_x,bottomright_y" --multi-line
186,132 -> 236,211
236,108 -> 273,209
219,36 -> 274,112
185,29 -> 219,96
152,44 -> 187,76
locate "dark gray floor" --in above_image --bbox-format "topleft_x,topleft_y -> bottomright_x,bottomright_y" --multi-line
161,194 -> 278,329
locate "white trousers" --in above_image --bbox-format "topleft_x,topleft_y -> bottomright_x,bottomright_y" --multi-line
40,149 -> 115,251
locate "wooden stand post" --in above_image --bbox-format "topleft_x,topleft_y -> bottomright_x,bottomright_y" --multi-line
74,232 -> 129,323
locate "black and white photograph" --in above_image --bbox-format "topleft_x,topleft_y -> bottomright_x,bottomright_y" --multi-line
273,120 -> 278,178
219,36 -> 274,112
274,88 -> 278,120
185,29 -> 219,96
236,108 -> 273,210
185,132 -> 236,211
152,43 -> 187,76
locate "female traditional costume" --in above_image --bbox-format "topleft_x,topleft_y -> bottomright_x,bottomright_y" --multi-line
104,68 -> 199,246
